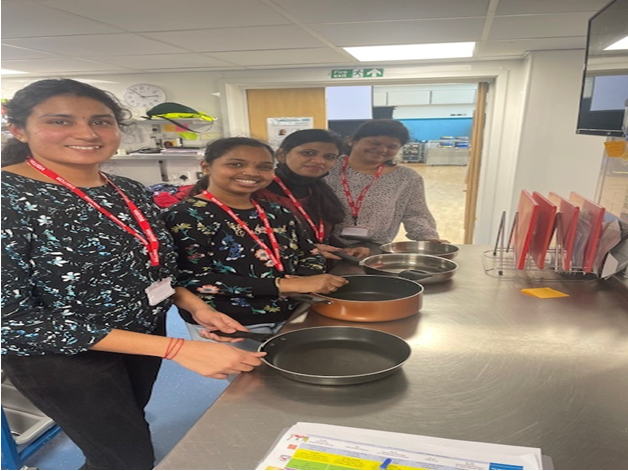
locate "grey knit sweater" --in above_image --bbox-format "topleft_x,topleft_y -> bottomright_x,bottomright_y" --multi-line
325,161 -> 439,246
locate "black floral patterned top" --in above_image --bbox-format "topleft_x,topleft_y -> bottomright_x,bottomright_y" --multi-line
162,197 -> 325,326
1,171 -> 178,356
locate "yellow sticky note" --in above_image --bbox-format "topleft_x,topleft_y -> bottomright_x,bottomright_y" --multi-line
521,287 -> 569,298
604,140 -> 626,158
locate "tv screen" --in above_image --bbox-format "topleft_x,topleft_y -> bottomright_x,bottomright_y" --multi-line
576,0 -> 628,137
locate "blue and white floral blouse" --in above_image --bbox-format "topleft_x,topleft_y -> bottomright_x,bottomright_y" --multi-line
162,196 -> 325,326
1,171 -> 178,356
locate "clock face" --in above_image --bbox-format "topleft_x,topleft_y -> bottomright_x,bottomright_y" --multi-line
123,83 -> 166,108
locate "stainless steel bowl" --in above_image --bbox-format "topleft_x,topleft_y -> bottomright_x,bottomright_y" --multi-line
379,241 -> 460,260
360,254 -> 458,284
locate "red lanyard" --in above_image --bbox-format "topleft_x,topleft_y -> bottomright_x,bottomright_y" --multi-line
27,157 -> 161,267
273,176 -> 324,243
340,157 -> 384,224
201,190 -> 285,273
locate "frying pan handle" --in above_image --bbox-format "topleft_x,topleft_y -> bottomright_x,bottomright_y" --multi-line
289,294 -> 333,305
333,251 -> 362,264
208,330 -> 274,342
398,269 -> 432,281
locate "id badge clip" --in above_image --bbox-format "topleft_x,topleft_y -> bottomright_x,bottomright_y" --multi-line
340,226 -> 369,239
145,277 -> 175,306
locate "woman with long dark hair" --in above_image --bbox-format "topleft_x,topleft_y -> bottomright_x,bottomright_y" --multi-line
254,129 -> 369,260
163,137 -> 348,346
1,79 -> 265,470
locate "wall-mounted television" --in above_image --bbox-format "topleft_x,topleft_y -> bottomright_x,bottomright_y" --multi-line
576,0 -> 628,137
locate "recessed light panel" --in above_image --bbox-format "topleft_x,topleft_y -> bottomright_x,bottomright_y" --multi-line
1,69 -> 28,75
605,36 -> 628,50
343,42 -> 475,61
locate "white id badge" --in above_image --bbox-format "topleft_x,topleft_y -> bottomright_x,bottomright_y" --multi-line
340,226 -> 369,238
145,277 -> 175,306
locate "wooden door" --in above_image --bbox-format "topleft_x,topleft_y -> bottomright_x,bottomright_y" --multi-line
246,88 -> 326,141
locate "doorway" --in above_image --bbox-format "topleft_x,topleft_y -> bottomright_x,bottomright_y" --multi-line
241,82 -> 489,244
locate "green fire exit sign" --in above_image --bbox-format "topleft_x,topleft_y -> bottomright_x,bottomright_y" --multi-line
331,68 -> 384,79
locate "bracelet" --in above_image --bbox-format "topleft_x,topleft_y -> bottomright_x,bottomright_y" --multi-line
166,338 -> 185,360
275,277 -> 282,291
163,338 -> 184,360
163,337 -> 175,359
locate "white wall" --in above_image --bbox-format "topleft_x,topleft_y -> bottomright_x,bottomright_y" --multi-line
514,50 -> 604,206
1,71 -> 225,124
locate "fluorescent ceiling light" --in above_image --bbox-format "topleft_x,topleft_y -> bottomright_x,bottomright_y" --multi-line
1,69 -> 28,75
344,42 -> 475,61
605,36 -> 628,51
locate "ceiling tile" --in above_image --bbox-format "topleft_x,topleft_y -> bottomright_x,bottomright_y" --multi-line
40,0 -> 291,31
489,12 -> 592,40
275,0 -> 490,23
144,25 -> 325,52
1,45 -> 56,60
495,0 -> 609,15
1,1 -> 124,38
3,34 -> 188,56
95,53 -> 235,69
0,58 -> 129,74
310,18 -> 485,46
208,48 -> 351,66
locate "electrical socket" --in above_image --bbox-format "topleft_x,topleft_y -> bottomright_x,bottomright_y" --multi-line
169,172 -> 192,183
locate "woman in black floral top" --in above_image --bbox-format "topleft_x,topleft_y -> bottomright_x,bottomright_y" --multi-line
1,79 -> 265,470
163,137 -> 347,343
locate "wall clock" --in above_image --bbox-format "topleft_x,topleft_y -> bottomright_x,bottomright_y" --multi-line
123,83 -> 167,108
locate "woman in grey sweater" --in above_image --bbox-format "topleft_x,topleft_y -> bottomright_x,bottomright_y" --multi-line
325,119 -> 445,248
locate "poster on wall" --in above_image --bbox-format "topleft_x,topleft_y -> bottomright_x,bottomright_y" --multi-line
267,117 -> 313,149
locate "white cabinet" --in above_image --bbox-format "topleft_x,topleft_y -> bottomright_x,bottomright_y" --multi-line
373,86 -> 477,107
373,91 -> 388,106
387,90 -> 431,106
431,89 -> 476,104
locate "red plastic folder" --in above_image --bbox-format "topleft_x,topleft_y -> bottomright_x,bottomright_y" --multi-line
548,192 -> 580,271
569,193 -> 605,273
512,190 -> 539,270
530,192 -> 557,269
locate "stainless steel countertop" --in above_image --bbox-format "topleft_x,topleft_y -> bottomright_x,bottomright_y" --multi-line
156,246 -> 628,470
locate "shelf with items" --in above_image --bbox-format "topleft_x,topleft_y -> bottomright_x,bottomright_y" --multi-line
401,142 -> 427,163
112,151 -> 204,161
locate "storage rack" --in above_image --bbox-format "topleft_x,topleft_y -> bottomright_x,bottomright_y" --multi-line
401,142 -> 426,163
482,211 -> 598,281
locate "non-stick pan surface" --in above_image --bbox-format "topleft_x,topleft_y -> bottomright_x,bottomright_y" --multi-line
213,327 -> 411,386
323,275 -> 422,301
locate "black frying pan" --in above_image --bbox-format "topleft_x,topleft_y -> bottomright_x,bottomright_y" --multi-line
211,326 -> 411,386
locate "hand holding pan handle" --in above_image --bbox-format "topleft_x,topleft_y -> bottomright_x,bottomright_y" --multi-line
333,251 -> 363,264
209,330 -> 275,343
